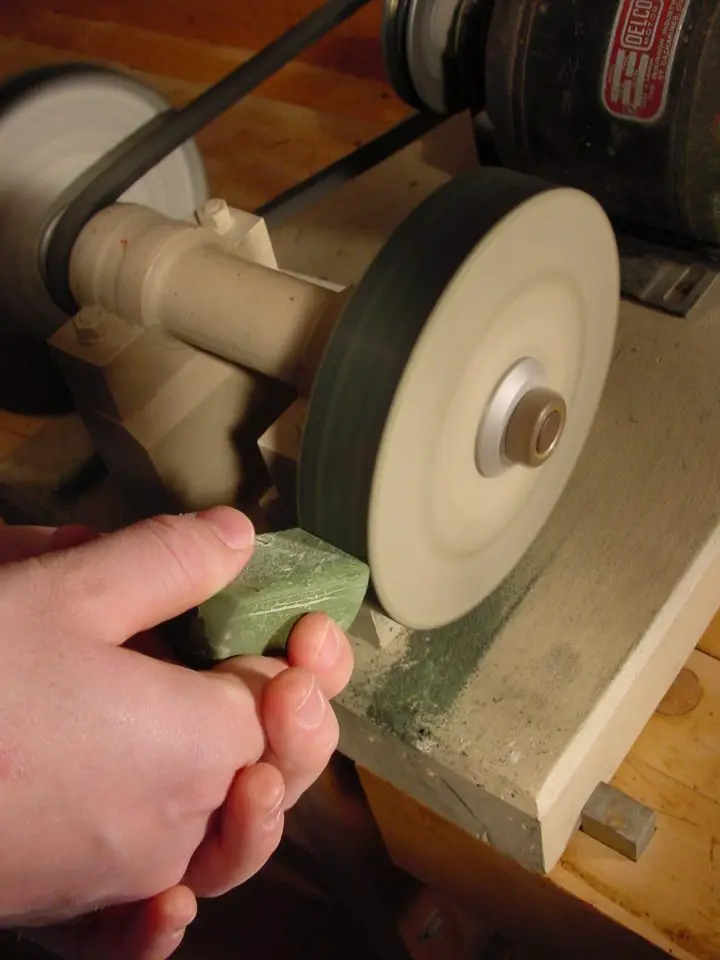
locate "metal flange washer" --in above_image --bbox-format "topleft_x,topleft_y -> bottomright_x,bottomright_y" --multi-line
298,168 -> 620,630
0,64 -> 207,340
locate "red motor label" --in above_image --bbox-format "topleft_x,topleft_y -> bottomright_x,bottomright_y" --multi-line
601,0 -> 690,123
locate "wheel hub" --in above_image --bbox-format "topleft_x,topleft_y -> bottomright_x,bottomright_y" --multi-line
475,357 -> 567,478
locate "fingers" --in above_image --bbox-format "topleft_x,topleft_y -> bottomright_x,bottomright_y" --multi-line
183,762 -> 285,899
49,525 -> 98,552
0,525 -> 60,564
23,886 -> 197,960
285,613 -> 354,700
262,668 -> 339,810
213,613 -> 353,702
0,523 -> 97,565
212,654 -> 287,692
123,630 -> 176,660
118,886 -> 197,960
210,615 -> 351,812
13,507 -> 256,645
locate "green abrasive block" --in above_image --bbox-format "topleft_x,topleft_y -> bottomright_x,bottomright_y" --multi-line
181,528 -> 370,663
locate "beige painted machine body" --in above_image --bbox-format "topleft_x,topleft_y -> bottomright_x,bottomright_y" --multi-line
68,201 -> 346,388
50,200 -> 346,513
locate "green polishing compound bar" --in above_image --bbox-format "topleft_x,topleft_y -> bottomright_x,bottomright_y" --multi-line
179,528 -> 370,664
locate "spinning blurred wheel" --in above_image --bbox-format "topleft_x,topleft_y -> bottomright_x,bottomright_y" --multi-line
299,168 -> 619,629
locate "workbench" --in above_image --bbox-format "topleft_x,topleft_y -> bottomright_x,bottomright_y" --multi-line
1,4 -> 720,958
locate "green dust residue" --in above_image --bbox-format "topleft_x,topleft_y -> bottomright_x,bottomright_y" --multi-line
367,561 -> 543,744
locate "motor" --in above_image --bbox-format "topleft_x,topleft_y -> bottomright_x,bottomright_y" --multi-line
382,0 -> 720,315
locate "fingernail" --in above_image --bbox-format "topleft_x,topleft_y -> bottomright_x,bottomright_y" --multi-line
294,674 -> 326,730
197,507 -> 255,550
266,782 -> 286,820
312,618 -> 342,668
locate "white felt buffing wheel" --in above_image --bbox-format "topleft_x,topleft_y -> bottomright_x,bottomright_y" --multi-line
298,168 -> 619,631
0,64 -> 208,340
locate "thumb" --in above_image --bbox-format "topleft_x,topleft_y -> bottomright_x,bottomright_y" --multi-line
13,507 -> 255,645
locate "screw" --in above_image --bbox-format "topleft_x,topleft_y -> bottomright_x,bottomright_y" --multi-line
196,198 -> 234,234
72,305 -> 107,345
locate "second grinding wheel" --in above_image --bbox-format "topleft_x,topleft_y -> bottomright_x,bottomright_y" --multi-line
0,64 -> 208,342
298,168 -> 620,631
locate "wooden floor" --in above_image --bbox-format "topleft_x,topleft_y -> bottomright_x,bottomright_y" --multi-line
1,2 -> 720,957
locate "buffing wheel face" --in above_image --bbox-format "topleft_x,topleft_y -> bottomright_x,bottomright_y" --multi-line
0,64 -> 208,340
299,169 -> 619,631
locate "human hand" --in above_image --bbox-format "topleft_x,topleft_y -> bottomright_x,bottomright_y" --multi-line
0,511 -> 353,958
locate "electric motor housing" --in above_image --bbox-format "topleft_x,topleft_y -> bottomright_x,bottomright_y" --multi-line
384,0 -> 720,248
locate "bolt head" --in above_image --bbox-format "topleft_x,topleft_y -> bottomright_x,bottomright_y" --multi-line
72,305 -> 107,345
196,198 -> 234,234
